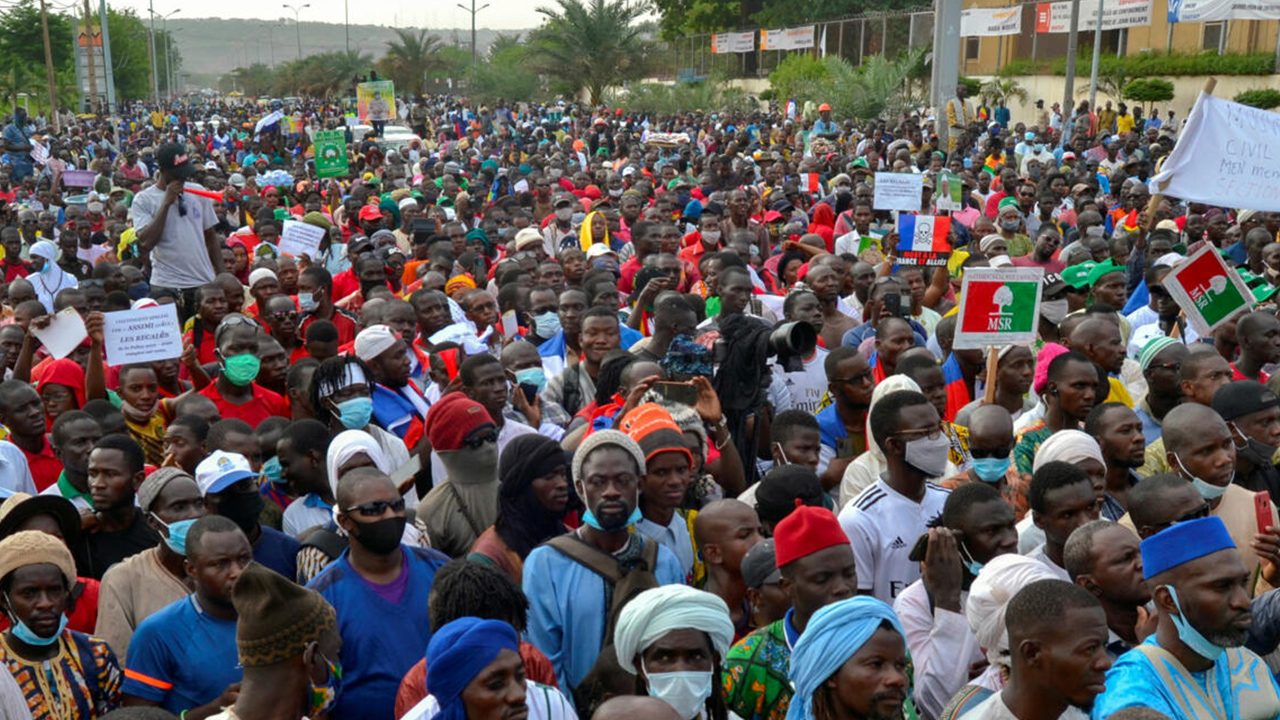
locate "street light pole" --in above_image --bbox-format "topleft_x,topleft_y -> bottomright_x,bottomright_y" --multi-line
345,0 -> 349,53
455,0 -> 489,70
162,10 -> 179,101
283,3 -> 309,61
147,0 -> 158,103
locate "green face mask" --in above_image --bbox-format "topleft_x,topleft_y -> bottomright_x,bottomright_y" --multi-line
222,353 -> 261,386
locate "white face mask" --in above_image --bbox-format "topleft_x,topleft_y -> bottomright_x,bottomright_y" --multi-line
643,660 -> 713,720
1174,453 -> 1227,500
555,207 -> 573,222
903,432 -> 951,478
1041,298 -> 1069,324
701,229 -> 721,243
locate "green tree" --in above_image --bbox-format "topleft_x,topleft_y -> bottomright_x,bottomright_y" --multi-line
1234,88 -> 1280,110
468,34 -> 542,104
1122,77 -> 1174,112
380,28 -> 442,96
527,0 -> 654,104
981,77 -> 1028,107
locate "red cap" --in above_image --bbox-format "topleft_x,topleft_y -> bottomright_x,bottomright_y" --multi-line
358,205 -> 383,222
774,500 -> 850,567
425,392 -> 496,451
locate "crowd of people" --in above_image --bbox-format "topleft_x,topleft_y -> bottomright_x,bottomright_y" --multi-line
0,87 -> 1277,720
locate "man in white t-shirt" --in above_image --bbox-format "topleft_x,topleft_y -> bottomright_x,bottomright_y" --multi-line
128,143 -> 221,302
839,389 -> 950,602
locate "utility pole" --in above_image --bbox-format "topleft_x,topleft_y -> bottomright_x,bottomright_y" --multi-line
284,3 -> 309,61
82,0 -> 97,113
99,0 -> 116,115
344,0 -> 349,53
39,0 -> 59,132
1088,0 -> 1104,109
456,0 -> 490,70
930,0 -> 962,151
147,0 -> 158,103
1062,0 -> 1081,128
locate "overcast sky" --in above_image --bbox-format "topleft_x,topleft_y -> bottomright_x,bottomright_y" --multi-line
113,0 -> 543,32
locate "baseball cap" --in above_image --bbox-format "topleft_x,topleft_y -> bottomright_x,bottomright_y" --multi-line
195,450 -> 258,496
358,205 -> 383,222
1042,273 -> 1067,295
585,244 -> 616,261
742,539 -> 781,589
228,173 -> 246,188
155,143 -> 196,180
1214,379 -> 1280,422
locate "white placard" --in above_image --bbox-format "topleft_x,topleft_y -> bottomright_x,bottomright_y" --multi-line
1169,0 -> 1280,21
712,31 -> 755,54
1147,91 -> 1280,212
279,220 -> 326,259
429,322 -> 492,355
760,25 -> 815,51
31,307 -> 87,360
1037,0 -> 1152,32
961,6 -> 1023,36
873,172 -> 924,212
102,304 -> 183,364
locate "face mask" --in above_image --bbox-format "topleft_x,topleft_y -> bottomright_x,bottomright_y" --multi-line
534,311 -> 562,337
581,503 -> 643,532
152,513 -> 198,555
1034,144 -> 1045,153
1230,423 -> 1277,467
643,660 -> 713,720
331,396 -> 374,430
903,433 -> 951,478
1000,219 -> 1021,232
515,367 -> 547,392
1162,584 -> 1226,660
6,601 -> 68,647
222,353 -> 261,386
609,188 -> 623,198
349,515 -> 406,554
128,282 -> 151,301
39,261 -> 53,275
298,292 -> 319,313
555,207 -> 573,222
971,456 -> 1011,483
1174,454 -> 1226,500
219,491 -> 265,535
262,455 -> 285,485
308,653 -> 344,717
701,230 -> 721,243
772,442 -> 790,466
1041,298 -> 1069,324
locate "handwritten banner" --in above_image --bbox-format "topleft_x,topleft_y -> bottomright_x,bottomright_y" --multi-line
279,220 -> 327,259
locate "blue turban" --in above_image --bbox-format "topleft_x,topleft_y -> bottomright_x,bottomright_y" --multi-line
425,618 -> 520,720
1141,516 -> 1236,580
785,597 -> 906,720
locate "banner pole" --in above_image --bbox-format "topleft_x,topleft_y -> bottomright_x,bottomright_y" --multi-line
983,347 -> 999,404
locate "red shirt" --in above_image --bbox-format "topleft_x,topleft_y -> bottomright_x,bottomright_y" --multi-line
198,382 -> 289,429
20,437 -> 62,491
301,309 -> 357,346
1232,363 -> 1271,384
332,268 -> 359,300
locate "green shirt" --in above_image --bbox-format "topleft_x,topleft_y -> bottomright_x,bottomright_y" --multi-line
56,471 -> 94,509
721,620 -> 791,720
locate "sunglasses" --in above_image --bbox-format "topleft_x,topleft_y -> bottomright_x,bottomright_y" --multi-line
344,497 -> 406,518
969,446 -> 1011,460
462,429 -> 498,449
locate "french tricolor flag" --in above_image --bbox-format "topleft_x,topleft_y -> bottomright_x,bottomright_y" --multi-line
897,215 -> 952,253
803,173 -> 822,195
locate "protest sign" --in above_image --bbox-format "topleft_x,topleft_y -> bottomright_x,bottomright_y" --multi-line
895,215 -> 952,266
103,304 -> 183,364
1036,0 -> 1152,32
873,172 -> 923,212
759,25 -> 814,51
1168,0 -> 1280,21
961,6 -> 1023,36
1147,91 -> 1280,212
279,220 -> 326,259
711,31 -> 755,53
1162,245 -> 1255,336
954,267 -> 1045,349
313,130 -> 349,179
934,172 -> 963,212
357,81 -> 396,123
30,307 -> 87,360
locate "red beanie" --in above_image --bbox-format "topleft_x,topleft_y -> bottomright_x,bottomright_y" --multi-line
425,392 -> 496,451
774,500 -> 850,567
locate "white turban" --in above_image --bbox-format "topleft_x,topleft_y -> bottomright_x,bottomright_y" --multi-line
325,429 -> 391,522
1031,429 -> 1104,473
613,585 -> 734,674
248,267 -> 278,289
966,554 -> 1059,670
978,234 -> 1005,254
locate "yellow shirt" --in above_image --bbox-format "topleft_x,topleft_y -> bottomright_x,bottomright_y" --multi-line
1116,114 -> 1135,134
1106,376 -> 1134,408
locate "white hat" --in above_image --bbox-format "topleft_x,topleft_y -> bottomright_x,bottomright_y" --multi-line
353,324 -> 399,362
586,244 -> 616,260
228,173 -> 246,188
248,268 -> 278,289
514,227 -> 543,251
195,451 -> 257,496
1153,252 -> 1187,268
398,197 -> 419,211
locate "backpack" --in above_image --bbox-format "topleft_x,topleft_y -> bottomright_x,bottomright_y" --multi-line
547,534 -> 660,648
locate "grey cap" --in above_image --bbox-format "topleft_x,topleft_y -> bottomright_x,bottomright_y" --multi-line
742,539 -> 781,589
137,467 -> 197,515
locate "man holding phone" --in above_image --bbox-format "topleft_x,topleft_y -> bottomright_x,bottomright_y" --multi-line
839,277 -> 927,353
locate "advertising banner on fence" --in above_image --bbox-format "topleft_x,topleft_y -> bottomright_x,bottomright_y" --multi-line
760,25 -> 814,51
1037,0 -> 1152,32
961,7 -> 1023,36
1147,91 -> 1280,212
357,80 -> 396,123
711,31 -> 755,53
1168,0 -> 1280,21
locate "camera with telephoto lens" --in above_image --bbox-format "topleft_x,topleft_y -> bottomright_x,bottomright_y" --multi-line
768,321 -> 818,373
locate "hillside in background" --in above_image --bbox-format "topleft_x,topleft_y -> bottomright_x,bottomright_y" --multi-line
171,17 -> 525,85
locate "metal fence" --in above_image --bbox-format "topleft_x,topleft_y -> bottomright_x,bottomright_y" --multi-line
657,8 -> 934,81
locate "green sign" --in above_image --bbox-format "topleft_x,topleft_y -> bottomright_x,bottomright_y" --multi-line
314,130 -> 348,179
1163,245 -> 1255,335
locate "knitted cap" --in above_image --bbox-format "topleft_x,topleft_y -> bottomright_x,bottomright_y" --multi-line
619,403 -> 692,469
233,562 -> 336,666
774,500 -> 850,567
572,429 -> 646,487
137,467 -> 197,515
1138,336 -> 1179,373
0,530 -> 76,587
425,392 -> 496,452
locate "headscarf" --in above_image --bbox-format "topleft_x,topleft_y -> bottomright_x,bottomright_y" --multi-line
808,204 -> 835,252
426,618 -> 520,720
966,554 -> 1059,673
493,434 -> 572,558
325,430 -> 389,521
864,376 -> 922,466
36,358 -> 87,410
785,597 -> 906,720
613,585 -> 734,674
466,228 -> 494,256
578,211 -> 612,251
1031,429 -> 1104,473
1032,342 -> 1068,397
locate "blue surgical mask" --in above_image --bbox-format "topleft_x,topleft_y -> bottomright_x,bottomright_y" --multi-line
299,292 -> 319,313
971,456 -> 1011,483
958,542 -> 983,578
1174,454 -> 1226,500
151,513 -> 198,555
533,311 -> 562,337
1163,585 -> 1226,660
6,597 -> 68,647
515,367 -> 547,392
581,504 -> 643,532
262,456 -> 284,485
331,396 -> 374,430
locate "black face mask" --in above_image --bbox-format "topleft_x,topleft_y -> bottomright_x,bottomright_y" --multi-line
349,515 -> 406,554
218,491 -> 265,535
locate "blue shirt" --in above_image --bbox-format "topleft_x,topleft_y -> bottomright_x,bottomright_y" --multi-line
253,525 -> 300,581
309,545 -> 450,720
816,404 -> 848,452
1133,403 -> 1162,445
123,595 -> 241,713
840,318 -> 927,351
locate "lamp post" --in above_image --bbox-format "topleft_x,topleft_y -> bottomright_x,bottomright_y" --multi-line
283,3 -> 309,61
161,10 -> 179,101
266,23 -> 279,68
455,0 -> 489,71
146,0 -> 158,102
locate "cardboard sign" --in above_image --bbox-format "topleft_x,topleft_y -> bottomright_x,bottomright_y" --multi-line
954,267 -> 1045,349
873,172 -> 923,212
30,307 -> 87,360
357,80 -> 396,123
313,130 -> 348,179
895,215 -> 952,266
102,304 -> 183,364
1162,245 -> 1255,336
934,172 -> 963,212
279,220 -> 326,259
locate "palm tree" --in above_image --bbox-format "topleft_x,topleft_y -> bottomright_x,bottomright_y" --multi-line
383,28 -> 441,96
528,0 -> 653,104
982,77 -> 1028,108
